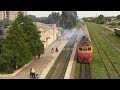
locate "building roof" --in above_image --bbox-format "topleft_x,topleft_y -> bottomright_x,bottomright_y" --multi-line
34,22 -> 56,32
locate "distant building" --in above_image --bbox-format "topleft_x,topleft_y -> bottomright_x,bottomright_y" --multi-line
34,22 -> 60,48
111,17 -> 117,21
0,11 -> 6,20
0,11 -> 27,20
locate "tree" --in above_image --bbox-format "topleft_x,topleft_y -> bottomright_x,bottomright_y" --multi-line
0,19 -> 32,73
28,15 -> 39,22
95,15 -> 106,24
116,15 -> 120,20
0,41 -> 2,54
105,17 -> 111,22
38,17 -> 48,23
16,12 -> 44,57
0,19 -> 12,28
0,12 -> 44,73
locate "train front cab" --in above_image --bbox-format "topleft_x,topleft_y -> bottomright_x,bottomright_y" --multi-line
77,45 -> 92,63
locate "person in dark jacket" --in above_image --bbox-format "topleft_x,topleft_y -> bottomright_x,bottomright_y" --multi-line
56,47 -> 58,53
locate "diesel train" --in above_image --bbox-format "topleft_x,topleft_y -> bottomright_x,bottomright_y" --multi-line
77,36 -> 93,63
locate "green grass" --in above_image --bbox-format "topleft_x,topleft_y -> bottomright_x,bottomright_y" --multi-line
91,41 -> 108,79
86,22 -> 120,79
90,31 -> 109,79
100,27 -> 120,48
98,25 -> 120,72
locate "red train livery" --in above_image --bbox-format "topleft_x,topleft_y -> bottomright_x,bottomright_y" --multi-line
77,36 -> 93,63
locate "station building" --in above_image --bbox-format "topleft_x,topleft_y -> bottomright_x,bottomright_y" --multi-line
34,22 -> 61,48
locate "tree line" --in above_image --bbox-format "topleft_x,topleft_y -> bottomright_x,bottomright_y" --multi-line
0,11 -> 79,29
29,11 -> 79,29
82,14 -> 120,25
0,12 -> 44,73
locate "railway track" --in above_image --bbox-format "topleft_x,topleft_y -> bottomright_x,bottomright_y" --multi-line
101,26 -> 120,45
89,32 -> 111,78
89,28 -> 120,79
99,32 -> 120,54
80,63 -> 91,79
46,29 -> 79,79
74,28 -> 92,79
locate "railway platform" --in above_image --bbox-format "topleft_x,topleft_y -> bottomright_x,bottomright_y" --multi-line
14,37 -> 69,79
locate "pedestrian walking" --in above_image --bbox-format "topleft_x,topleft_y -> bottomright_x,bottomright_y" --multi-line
38,53 -> 40,59
51,48 -> 54,53
59,37 -> 61,41
56,47 -> 58,53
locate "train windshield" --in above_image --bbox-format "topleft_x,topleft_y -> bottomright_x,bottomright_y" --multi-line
79,46 -> 92,51
79,47 -> 82,51
88,47 -> 91,51
82,47 -> 87,51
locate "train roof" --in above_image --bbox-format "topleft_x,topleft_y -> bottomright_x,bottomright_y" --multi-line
78,37 -> 92,46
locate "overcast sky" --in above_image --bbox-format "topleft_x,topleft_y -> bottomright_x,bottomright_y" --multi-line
28,11 -> 120,18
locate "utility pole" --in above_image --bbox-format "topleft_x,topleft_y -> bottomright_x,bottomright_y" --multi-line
96,11 -> 97,17
95,12 -> 97,23
58,20 -> 60,27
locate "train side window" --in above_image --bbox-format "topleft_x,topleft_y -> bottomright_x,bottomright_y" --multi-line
88,47 -> 91,51
79,47 -> 82,51
83,48 -> 87,51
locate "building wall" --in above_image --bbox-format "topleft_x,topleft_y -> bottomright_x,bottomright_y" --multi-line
7,11 -> 27,21
35,22 -> 59,48
0,11 -> 4,20
0,11 -> 27,21
7,11 -> 18,20
39,28 -> 56,48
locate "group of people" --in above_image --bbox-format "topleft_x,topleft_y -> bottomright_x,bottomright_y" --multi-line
51,47 -> 59,53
